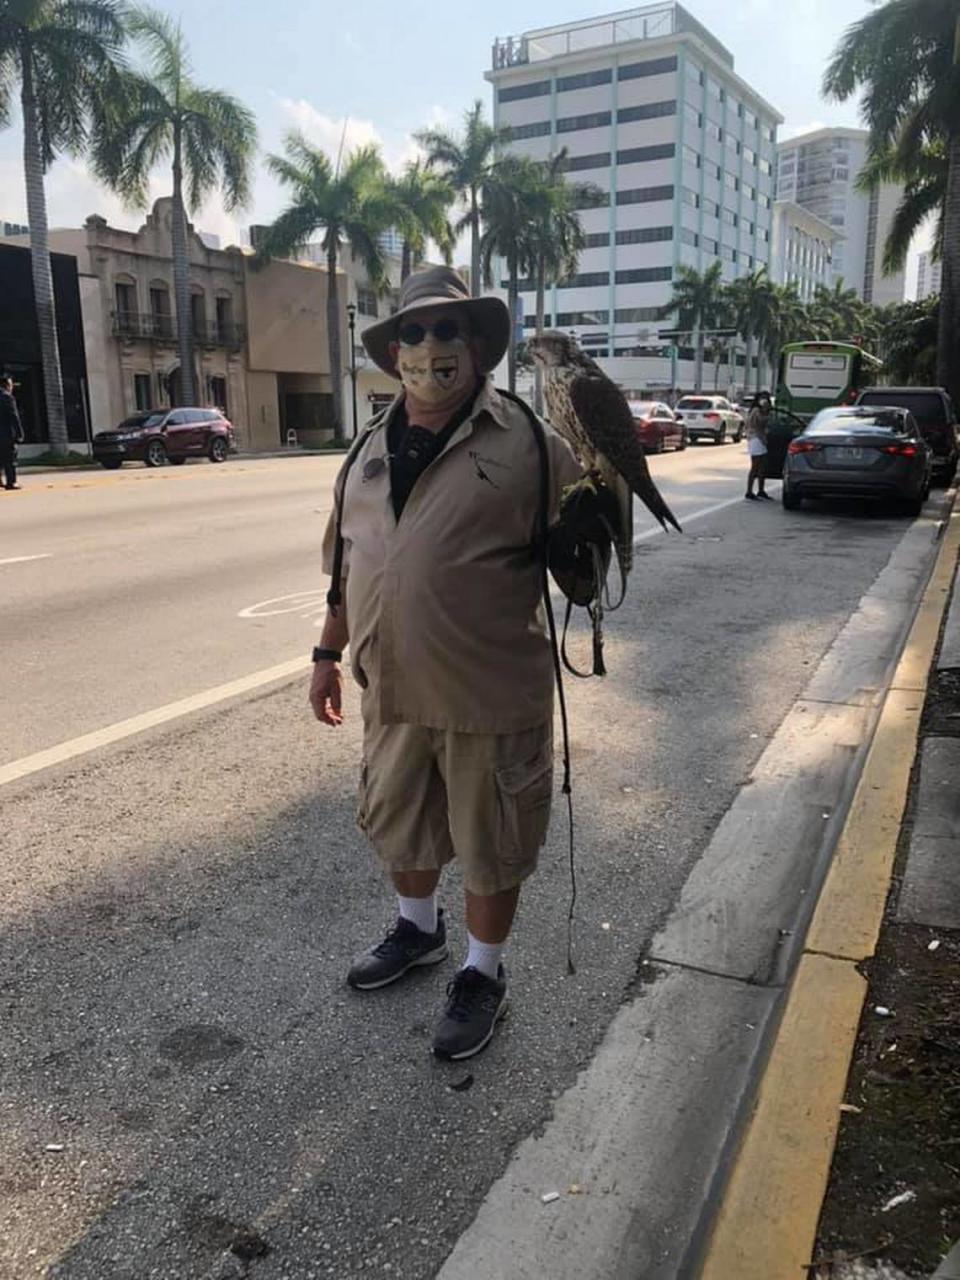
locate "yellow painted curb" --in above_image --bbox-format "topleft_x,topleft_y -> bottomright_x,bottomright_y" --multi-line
699,954 -> 866,1280
697,507 -> 960,1280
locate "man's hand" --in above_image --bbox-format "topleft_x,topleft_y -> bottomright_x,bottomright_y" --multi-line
309,660 -> 344,726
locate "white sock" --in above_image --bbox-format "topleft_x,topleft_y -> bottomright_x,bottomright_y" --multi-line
397,893 -> 438,936
462,932 -> 504,981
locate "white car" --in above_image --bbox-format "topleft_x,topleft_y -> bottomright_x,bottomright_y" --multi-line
675,395 -> 745,445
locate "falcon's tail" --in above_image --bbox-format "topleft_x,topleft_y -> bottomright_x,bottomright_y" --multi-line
631,475 -> 682,534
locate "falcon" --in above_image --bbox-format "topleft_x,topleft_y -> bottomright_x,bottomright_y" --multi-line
529,331 -> 682,572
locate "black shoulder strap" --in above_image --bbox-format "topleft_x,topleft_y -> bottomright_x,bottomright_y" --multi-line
496,388 -> 578,974
325,410 -> 388,616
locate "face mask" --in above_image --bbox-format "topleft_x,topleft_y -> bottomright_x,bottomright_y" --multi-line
395,321 -> 475,406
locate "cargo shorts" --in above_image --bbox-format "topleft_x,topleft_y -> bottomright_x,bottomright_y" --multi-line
357,695 -> 554,896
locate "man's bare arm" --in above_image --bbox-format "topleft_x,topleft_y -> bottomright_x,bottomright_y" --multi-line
309,585 -> 349,727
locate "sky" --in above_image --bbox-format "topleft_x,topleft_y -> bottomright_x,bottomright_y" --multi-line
0,0 -> 930,292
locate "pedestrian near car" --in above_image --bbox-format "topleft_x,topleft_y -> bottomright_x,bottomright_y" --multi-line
310,266 -> 581,1061
745,391 -> 772,501
0,375 -> 24,490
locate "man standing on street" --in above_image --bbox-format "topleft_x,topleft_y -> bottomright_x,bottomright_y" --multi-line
745,391 -> 772,501
310,266 -> 580,1061
0,375 -> 24,490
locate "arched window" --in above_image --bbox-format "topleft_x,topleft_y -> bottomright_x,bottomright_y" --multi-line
149,279 -> 172,338
190,287 -> 206,340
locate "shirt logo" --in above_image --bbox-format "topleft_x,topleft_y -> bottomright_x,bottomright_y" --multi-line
468,450 -> 509,490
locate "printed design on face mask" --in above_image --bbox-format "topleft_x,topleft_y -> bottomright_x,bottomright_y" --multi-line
432,355 -> 460,389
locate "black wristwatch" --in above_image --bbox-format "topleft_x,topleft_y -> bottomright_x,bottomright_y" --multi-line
312,646 -> 342,663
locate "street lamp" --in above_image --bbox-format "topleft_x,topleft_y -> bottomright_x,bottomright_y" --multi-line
346,301 -> 359,438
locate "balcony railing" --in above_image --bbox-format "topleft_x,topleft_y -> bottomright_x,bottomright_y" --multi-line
492,2 -> 732,70
112,311 -> 246,349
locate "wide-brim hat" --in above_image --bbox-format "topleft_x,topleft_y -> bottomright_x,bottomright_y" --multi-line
361,265 -> 511,379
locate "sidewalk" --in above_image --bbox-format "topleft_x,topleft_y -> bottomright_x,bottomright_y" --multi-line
698,501 -> 960,1280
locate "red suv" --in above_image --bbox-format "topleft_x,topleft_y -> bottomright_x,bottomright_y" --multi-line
93,408 -> 236,469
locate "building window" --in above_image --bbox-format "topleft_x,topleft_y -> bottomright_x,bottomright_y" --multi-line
681,228 -> 699,247
617,100 -> 676,124
706,78 -> 723,101
215,294 -> 234,340
721,245 -> 737,262
702,237 -> 718,255
618,55 -> 678,80
706,120 -> 722,143
559,271 -> 610,288
722,207 -> 738,226
682,187 -> 700,209
558,68 -> 611,92
557,111 -> 611,133
616,184 -> 674,205
615,226 -> 673,245
759,193 -> 771,209
615,266 -> 672,284
685,61 -> 704,86
684,103 -> 702,130
683,144 -> 701,168
617,143 -> 675,165
149,284 -> 172,337
562,151 -> 611,172
507,120 -> 551,140
133,373 -> 151,411
724,172 -> 739,192
356,287 -> 378,317
615,306 -> 661,322
115,280 -> 137,331
498,79 -> 551,103
583,232 -> 611,247
211,375 -> 228,413
758,157 -> 772,176
567,188 -> 608,211
523,314 -> 552,328
555,310 -> 610,325
703,197 -> 720,217
742,146 -> 756,167
190,290 -> 206,338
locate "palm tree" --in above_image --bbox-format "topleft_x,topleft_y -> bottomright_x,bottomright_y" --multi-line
824,0 -> 960,403
658,261 -> 724,392
880,295 -> 939,383
256,133 -> 392,439
763,283 -> 805,391
857,137 -> 948,275
728,267 -> 774,394
809,280 -> 862,340
387,160 -> 455,282
0,0 -> 125,455
529,150 -> 597,412
416,99 -> 511,298
479,155 -> 540,392
91,5 -> 256,407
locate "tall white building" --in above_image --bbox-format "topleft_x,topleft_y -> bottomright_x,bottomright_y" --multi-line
770,201 -> 840,300
775,127 -> 905,305
917,249 -> 942,300
487,3 -> 782,392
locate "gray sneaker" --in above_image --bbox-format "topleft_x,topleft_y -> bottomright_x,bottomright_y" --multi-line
432,965 -> 508,1060
347,911 -> 448,991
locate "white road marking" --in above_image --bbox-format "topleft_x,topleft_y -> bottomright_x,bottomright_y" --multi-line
634,490 -> 772,545
0,553 -> 52,566
0,656 -> 311,789
238,590 -> 326,619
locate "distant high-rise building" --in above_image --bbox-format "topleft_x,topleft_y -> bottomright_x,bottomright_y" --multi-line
770,201 -> 840,301
775,127 -> 904,304
916,249 -> 942,300
488,2 -> 782,391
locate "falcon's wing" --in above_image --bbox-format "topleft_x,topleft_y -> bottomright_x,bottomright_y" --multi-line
570,372 -> 682,533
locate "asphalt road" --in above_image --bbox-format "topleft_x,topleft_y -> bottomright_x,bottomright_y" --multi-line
0,448 -> 947,1279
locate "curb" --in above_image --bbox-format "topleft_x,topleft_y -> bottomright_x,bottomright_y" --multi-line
696,500 -> 960,1280
19,448 -> 349,475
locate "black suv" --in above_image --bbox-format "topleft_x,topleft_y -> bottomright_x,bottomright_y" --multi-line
854,387 -> 958,484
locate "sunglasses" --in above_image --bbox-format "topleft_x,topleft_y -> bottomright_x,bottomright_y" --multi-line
397,318 -> 464,346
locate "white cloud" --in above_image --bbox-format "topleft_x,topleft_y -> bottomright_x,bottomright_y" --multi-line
275,98 -> 431,175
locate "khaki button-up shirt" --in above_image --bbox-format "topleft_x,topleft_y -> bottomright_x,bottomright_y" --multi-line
322,379 -> 581,733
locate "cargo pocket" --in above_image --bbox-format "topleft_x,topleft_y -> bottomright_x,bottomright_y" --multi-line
356,758 -> 369,834
495,747 -> 553,863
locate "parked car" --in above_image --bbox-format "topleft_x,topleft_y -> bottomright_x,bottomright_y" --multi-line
674,395 -> 744,445
764,406 -> 814,478
781,406 -> 932,516
854,386 -> 958,485
93,408 -> 236,469
628,400 -> 687,453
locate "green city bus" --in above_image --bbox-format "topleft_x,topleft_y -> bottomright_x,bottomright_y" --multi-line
776,341 -> 884,421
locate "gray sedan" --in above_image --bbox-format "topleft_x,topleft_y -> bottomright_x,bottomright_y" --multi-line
781,406 -> 932,516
